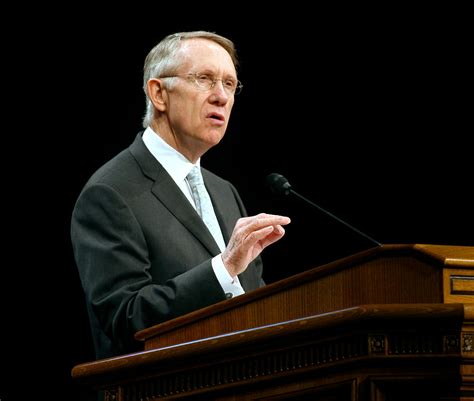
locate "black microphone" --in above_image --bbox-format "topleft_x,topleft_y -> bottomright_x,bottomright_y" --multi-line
266,173 -> 381,247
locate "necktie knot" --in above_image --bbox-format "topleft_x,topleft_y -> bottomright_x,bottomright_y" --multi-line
186,166 -> 203,185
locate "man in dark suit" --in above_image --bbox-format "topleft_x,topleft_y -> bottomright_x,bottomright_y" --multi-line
71,31 -> 290,361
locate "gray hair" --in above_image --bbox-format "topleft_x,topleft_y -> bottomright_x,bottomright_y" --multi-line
142,31 -> 239,128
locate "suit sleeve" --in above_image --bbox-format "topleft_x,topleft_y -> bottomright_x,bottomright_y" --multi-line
71,183 -> 227,351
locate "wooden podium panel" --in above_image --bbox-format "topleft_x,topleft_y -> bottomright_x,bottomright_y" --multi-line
72,244 -> 474,400
73,304 -> 474,400
137,244 -> 474,349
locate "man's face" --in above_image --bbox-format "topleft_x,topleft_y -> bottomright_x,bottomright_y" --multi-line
164,38 -> 237,161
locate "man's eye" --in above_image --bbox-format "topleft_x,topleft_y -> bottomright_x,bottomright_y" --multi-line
197,75 -> 212,82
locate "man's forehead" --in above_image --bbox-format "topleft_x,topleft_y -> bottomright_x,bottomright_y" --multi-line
178,39 -> 236,73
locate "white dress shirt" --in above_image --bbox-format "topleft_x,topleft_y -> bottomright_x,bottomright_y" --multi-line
142,127 -> 245,297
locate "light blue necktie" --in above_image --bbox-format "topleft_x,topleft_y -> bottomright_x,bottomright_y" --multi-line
187,166 -> 226,251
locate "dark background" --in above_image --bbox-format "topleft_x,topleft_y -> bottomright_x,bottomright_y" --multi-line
2,5 -> 472,400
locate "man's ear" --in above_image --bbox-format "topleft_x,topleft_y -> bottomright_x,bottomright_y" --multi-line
147,78 -> 168,112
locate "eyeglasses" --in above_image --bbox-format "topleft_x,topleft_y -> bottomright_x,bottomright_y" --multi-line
159,72 -> 243,95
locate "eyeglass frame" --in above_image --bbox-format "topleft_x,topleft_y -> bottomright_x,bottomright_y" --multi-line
158,72 -> 243,95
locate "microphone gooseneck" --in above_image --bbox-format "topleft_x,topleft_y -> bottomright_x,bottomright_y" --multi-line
266,173 -> 381,247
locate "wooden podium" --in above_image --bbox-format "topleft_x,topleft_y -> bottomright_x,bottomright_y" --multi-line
72,244 -> 474,400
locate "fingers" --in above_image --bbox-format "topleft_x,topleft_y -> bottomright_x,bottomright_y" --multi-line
222,213 -> 291,277
246,224 -> 286,250
246,225 -> 275,242
235,213 -> 291,234
233,214 -> 290,246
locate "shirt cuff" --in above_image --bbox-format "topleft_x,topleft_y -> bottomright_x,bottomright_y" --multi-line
211,254 -> 245,298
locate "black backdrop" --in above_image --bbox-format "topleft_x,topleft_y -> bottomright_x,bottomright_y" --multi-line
2,6 -> 472,400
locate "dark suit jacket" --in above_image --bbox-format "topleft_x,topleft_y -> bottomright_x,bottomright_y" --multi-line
71,133 -> 264,359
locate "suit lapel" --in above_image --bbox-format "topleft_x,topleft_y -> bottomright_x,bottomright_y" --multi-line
129,134 -> 221,256
153,171 -> 222,256
129,133 -> 257,292
158,173 -> 256,292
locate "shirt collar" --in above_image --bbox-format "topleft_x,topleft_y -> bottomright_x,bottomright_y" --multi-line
142,127 -> 200,184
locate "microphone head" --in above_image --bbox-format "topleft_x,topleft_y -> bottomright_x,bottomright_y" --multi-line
266,173 -> 292,196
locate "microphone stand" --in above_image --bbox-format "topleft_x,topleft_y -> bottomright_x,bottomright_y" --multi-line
289,189 -> 382,247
